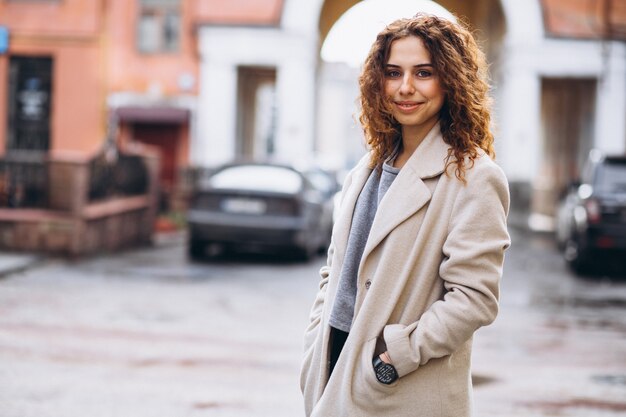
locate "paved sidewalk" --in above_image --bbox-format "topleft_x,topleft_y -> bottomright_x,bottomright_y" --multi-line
0,231 -> 185,279
0,252 -> 42,278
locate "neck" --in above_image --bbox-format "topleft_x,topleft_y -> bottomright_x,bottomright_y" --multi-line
400,118 -> 439,156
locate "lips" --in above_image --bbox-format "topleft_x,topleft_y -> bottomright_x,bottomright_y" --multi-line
394,101 -> 422,113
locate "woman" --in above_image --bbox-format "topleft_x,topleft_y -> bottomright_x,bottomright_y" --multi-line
300,13 -> 510,417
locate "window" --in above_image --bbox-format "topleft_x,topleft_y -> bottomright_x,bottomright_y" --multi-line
210,166 -> 303,194
136,0 -> 180,53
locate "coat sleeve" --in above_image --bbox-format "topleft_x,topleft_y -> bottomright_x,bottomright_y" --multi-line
383,159 -> 511,378
302,243 -> 333,354
299,239 -> 333,395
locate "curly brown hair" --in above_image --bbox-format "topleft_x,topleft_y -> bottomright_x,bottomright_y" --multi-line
358,14 -> 494,180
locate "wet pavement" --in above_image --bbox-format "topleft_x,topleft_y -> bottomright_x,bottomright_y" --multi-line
0,229 -> 625,416
473,229 -> 626,416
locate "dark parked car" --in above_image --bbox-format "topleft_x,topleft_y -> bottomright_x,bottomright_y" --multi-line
555,150 -> 626,273
187,161 -> 338,260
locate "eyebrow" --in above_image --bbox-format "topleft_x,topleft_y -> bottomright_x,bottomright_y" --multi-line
385,63 -> 433,68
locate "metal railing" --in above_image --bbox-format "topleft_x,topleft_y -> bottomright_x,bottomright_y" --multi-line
0,147 -> 150,209
88,148 -> 149,202
0,151 -> 48,208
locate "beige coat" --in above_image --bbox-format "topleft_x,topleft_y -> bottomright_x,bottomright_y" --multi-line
300,125 -> 510,417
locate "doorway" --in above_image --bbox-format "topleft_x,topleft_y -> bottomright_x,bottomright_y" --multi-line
133,122 -> 181,211
6,56 -> 53,152
533,78 -> 597,220
236,66 -> 277,159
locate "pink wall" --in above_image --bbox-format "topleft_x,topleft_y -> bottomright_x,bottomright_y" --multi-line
107,0 -> 198,96
541,0 -> 626,40
0,0 -> 105,155
0,0 -> 288,156
193,0 -> 284,25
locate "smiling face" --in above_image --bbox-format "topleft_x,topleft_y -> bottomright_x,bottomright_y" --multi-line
384,35 -> 445,141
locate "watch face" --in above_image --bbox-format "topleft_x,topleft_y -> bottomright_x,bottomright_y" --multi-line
375,362 -> 398,384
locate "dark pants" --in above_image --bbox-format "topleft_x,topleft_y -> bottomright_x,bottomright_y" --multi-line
329,326 -> 349,377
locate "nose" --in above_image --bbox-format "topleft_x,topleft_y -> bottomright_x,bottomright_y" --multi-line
399,74 -> 415,95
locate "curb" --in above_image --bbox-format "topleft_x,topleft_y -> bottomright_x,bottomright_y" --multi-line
0,254 -> 44,278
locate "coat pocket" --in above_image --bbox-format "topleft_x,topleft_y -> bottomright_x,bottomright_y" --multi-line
355,337 -> 399,397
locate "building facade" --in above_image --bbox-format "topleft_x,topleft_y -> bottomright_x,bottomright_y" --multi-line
0,0 -> 282,210
196,0 -> 626,228
496,0 -> 626,228
0,0 -> 106,155
1,0 -> 625,228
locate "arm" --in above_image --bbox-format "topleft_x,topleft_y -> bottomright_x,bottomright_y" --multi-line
383,161 -> 511,377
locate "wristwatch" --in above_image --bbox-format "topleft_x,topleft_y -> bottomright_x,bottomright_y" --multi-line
372,355 -> 398,384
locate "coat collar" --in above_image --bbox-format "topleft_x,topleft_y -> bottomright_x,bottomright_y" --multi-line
333,123 -> 451,269
362,123 -> 450,261
403,122 -> 452,180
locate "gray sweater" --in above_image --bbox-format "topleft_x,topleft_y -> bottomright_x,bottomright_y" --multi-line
329,160 -> 400,332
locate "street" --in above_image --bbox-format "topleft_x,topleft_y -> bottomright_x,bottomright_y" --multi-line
1,228 -> 625,417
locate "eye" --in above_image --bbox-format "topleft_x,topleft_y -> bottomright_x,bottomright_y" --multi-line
385,69 -> 401,78
416,69 -> 433,78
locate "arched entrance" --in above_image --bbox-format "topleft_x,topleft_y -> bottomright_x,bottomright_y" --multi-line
318,0 -> 360,47
196,0 -> 624,230
314,0 -> 508,169
436,0 -> 506,64
317,0 -> 506,64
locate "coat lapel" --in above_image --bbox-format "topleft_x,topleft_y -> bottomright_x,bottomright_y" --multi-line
360,124 -> 451,264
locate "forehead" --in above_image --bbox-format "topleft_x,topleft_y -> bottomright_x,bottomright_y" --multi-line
386,36 -> 431,65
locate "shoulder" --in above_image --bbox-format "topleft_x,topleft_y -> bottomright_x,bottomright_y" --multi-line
354,152 -> 373,172
438,151 -> 511,235
462,150 -> 508,189
343,152 -> 373,183
444,150 -> 510,212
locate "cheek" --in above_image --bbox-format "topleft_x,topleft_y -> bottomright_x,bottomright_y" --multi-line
434,91 -> 445,108
384,81 -> 395,97
424,83 -> 443,100
428,86 -> 445,109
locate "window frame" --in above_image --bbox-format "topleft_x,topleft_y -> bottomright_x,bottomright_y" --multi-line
136,0 -> 181,54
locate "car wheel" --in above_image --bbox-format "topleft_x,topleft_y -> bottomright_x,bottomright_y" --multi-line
188,238 -> 206,260
555,231 -> 567,251
564,237 -> 590,274
295,243 -> 316,262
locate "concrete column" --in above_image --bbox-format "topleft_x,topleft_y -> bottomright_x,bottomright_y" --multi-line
594,41 -> 626,155
497,56 -> 542,183
274,61 -> 316,162
197,22 -> 318,167
316,63 -> 362,170
196,62 -> 238,167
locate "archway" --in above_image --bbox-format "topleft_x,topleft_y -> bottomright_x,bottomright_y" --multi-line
318,0 -> 506,64
436,0 -> 506,64
318,0 -> 360,48
315,0 -> 508,169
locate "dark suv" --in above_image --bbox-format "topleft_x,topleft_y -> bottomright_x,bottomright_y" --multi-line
555,150 -> 626,273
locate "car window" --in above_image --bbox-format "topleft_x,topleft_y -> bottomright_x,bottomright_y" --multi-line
210,165 -> 303,193
596,160 -> 626,194
305,170 -> 337,196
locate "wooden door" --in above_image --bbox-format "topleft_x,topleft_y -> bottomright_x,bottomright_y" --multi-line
535,78 -> 596,217
133,123 -> 180,209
